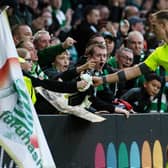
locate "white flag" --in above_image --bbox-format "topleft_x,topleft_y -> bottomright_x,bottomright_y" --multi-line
0,9 -> 56,168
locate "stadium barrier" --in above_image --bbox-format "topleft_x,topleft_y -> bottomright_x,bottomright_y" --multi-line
39,113 -> 168,168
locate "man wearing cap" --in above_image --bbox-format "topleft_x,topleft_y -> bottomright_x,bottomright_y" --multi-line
128,16 -> 145,34
102,31 -> 116,57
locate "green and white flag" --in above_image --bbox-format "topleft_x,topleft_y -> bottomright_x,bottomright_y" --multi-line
0,9 -> 56,168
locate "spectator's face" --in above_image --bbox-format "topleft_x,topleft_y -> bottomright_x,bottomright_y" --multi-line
92,36 -> 106,45
88,47 -> 107,71
132,22 -> 145,34
19,25 -> 32,39
23,41 -> 38,62
28,0 -> 38,10
54,52 -> 70,72
14,25 -> 33,45
35,34 -> 51,50
144,79 -> 161,97
51,0 -> 62,9
125,6 -> 139,19
127,34 -> 144,56
99,6 -> 110,20
156,0 -> 168,10
42,11 -> 53,26
88,9 -> 100,25
117,50 -> 133,68
105,38 -> 115,56
21,53 -> 33,72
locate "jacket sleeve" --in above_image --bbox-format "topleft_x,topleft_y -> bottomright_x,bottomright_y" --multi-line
54,67 -> 78,81
120,88 -> 140,103
30,76 -> 78,93
90,96 -> 115,113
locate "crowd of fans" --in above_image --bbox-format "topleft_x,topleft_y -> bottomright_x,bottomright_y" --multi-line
1,0 -> 168,117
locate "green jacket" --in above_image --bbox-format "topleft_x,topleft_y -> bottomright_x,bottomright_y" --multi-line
107,56 -> 118,69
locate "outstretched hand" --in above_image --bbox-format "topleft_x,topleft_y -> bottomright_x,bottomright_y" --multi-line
78,73 -> 93,92
115,107 -> 130,119
92,76 -> 103,87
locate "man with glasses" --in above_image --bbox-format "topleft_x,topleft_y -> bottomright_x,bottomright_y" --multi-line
107,47 -> 135,97
108,47 -> 134,69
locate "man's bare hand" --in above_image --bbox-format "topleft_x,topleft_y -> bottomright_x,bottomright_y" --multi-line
62,37 -> 76,49
92,76 -> 103,87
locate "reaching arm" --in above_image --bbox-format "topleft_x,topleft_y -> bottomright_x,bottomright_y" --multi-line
93,63 -> 151,86
38,37 -> 76,68
106,64 -> 142,83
